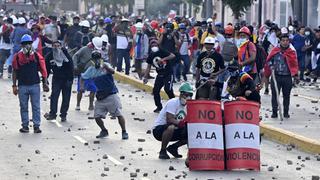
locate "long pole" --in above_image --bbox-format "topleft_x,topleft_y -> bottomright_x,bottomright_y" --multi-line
258,0 -> 262,27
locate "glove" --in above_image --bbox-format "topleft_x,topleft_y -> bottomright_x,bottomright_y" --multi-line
177,119 -> 187,128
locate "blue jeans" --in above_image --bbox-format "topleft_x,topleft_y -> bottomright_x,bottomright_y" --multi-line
298,55 -> 306,79
176,55 -> 190,80
18,84 -> 41,128
116,49 -> 131,75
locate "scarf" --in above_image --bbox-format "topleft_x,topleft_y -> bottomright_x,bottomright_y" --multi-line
264,46 -> 298,77
52,48 -> 69,67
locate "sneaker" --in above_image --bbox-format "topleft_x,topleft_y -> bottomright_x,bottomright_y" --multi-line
167,145 -> 182,158
46,115 -> 56,121
75,106 -> 80,111
271,112 -> 278,118
96,130 -> 109,138
34,127 -> 42,133
19,126 -> 29,133
159,149 -> 170,159
153,107 -> 162,113
88,106 -> 94,111
61,117 -> 67,122
284,114 -> 290,118
183,75 -> 187,81
122,131 -> 129,140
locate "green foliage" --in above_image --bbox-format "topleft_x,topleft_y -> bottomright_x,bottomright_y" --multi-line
222,0 -> 253,19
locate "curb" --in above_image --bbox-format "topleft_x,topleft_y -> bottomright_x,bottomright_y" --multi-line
114,72 -> 320,154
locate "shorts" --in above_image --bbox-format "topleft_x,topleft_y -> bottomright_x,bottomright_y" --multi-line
77,76 -> 97,93
152,125 -> 187,142
94,94 -> 122,118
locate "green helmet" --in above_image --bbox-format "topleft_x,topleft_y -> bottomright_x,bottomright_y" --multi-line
179,82 -> 193,94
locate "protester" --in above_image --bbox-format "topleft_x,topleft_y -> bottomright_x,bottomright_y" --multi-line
73,37 -> 103,111
143,39 -> 176,113
80,51 -> 129,140
152,82 -> 192,159
0,17 -> 13,78
74,20 -> 94,50
176,23 -> 191,82
64,16 -> 81,54
133,22 -> 149,79
44,41 -> 73,122
264,34 -> 299,118
195,37 -> 225,100
292,26 -> 307,80
12,34 -> 49,133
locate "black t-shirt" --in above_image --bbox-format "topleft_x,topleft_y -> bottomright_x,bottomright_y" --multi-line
160,32 -> 179,53
147,48 -> 172,75
66,25 -> 81,48
196,51 -> 225,79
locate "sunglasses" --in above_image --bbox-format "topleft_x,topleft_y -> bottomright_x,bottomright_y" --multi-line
182,92 -> 193,97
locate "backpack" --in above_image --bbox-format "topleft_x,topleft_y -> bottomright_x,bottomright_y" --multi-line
2,25 -> 12,44
79,32 -> 91,47
221,40 -> 237,62
254,44 -> 267,73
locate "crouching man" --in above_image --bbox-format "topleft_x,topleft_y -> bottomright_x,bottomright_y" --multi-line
152,82 -> 193,159
80,51 -> 128,139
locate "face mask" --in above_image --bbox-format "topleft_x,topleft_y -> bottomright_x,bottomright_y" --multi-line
22,44 -> 32,54
95,60 -> 101,69
305,31 -> 310,36
151,46 -> 159,53
226,38 -> 234,42
236,38 -> 247,48
180,96 -> 191,106
82,27 -> 89,33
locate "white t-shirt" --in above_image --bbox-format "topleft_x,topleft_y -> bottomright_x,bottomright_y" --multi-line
153,97 -> 187,128
179,33 -> 189,55
116,35 -> 128,50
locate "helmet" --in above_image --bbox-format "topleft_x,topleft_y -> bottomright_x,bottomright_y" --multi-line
121,18 -> 129,22
91,50 -> 102,59
281,27 -> 288,34
21,34 -> 33,44
18,17 -> 26,24
150,20 -> 158,29
179,23 -> 186,29
206,18 -> 213,24
224,25 -> 234,35
179,82 -> 193,94
104,17 -> 112,24
288,25 -> 294,31
204,37 -> 216,44
80,20 -> 90,28
101,34 -> 109,43
135,22 -> 144,30
239,26 -> 251,36
92,37 -> 103,50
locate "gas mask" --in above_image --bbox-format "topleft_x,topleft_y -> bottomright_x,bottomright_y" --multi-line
95,59 -> 101,69
22,44 -> 32,55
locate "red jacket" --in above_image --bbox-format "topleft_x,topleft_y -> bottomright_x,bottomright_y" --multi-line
264,46 -> 298,78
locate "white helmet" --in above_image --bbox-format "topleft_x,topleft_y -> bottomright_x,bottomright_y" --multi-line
204,37 -> 216,44
206,18 -> 213,24
281,27 -> 288,34
18,17 -> 26,24
121,18 -> 129,22
92,37 -> 103,50
288,25 -> 294,31
135,22 -> 143,30
101,34 -> 109,43
11,16 -> 18,25
80,20 -> 90,28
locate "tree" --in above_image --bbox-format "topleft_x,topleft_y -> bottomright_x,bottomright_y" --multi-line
222,0 -> 253,20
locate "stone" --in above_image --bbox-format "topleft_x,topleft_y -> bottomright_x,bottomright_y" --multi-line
169,166 -> 175,171
312,176 -> 320,180
18,144 -> 22,148
138,148 -> 143,151
129,95 -> 133,98
101,154 -> 108,159
35,150 -> 40,154
143,173 -> 148,177
88,160 -> 93,163
287,160 -> 293,165
84,142 -> 89,146
123,167 -> 128,171
301,164 -> 305,167
25,173 -> 29,176
138,138 -> 145,142
296,167 -> 301,171
136,169 -> 140,173
296,104 -> 300,107
133,118 -> 140,121
27,159 -> 31,162
120,156 -> 125,160
317,157 -> 320,161
311,100 -> 319,103
93,141 -> 100,144
298,156 -> 301,159
67,128 -> 71,132
261,163 -> 268,167
267,166 -> 274,171
130,173 -> 137,178
131,151 -> 136,154
153,170 -> 157,174
146,130 -> 151,134
70,157 -> 73,160
305,156 -> 311,160
131,113 -> 135,115
175,175 -> 182,179
101,173 -> 107,177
